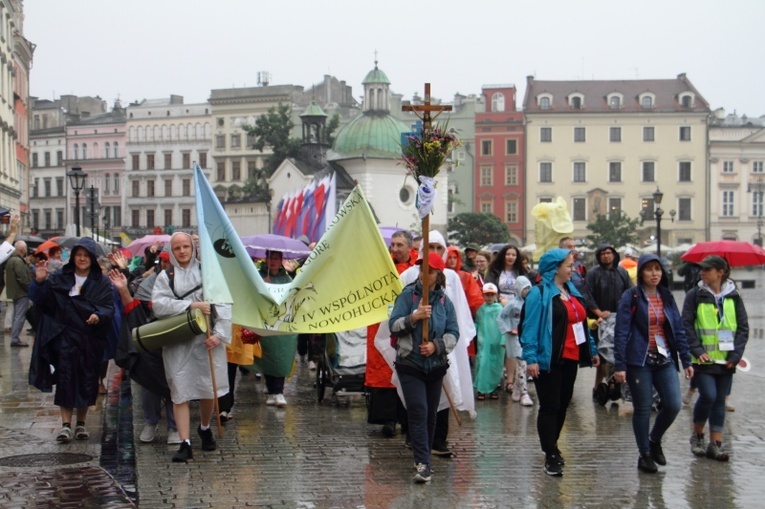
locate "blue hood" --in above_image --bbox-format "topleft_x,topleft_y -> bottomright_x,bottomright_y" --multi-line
538,248 -> 572,286
636,253 -> 669,288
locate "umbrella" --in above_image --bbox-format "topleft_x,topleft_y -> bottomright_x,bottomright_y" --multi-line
379,226 -> 412,246
126,234 -> 172,256
240,233 -> 312,259
680,240 -> 765,267
35,236 -> 110,256
15,235 -> 46,250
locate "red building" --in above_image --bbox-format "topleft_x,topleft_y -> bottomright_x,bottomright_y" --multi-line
474,85 -> 525,244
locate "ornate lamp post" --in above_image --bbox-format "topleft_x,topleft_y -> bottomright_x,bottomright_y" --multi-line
640,187 -> 675,258
67,165 -> 87,237
748,176 -> 764,246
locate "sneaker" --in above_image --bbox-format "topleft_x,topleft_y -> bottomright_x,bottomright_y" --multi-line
726,404 -> 735,412
74,425 -> 89,440
266,395 -> 277,406
167,430 -> 182,445
690,433 -> 706,457
682,388 -> 695,406
638,453 -> 658,473
140,424 -> 157,443
555,449 -> 566,466
56,426 -> 72,443
381,421 -> 396,438
10,341 -> 29,347
431,443 -> 456,458
520,394 -> 533,407
706,441 -> 729,462
197,425 -> 217,451
172,441 -> 193,462
219,411 -> 232,423
544,454 -> 563,476
511,386 -> 521,402
413,463 -> 432,483
275,394 -> 287,408
308,361 -> 317,371
404,438 -> 412,449
649,439 -> 666,466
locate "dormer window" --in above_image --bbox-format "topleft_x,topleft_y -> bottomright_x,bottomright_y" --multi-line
569,94 -> 583,110
639,93 -> 655,109
679,92 -> 695,108
609,96 -> 621,109
538,94 -> 552,110
491,92 -> 505,112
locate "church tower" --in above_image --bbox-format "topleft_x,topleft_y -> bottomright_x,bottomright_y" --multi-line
298,100 -> 328,170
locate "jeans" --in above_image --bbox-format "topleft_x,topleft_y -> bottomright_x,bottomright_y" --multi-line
142,386 -> 176,430
265,374 -> 285,395
693,372 -> 732,433
626,361 -> 682,454
534,360 -> 578,454
11,296 -> 30,344
397,370 -> 443,465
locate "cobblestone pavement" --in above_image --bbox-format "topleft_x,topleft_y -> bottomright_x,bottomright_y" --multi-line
1,270 -> 764,508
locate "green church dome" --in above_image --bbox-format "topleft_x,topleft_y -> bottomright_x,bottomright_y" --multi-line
363,67 -> 390,85
332,112 -> 410,159
300,101 -> 327,118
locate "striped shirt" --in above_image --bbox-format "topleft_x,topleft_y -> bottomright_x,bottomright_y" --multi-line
646,293 -> 665,351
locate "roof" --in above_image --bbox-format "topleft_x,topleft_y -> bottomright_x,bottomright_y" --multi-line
362,66 -> 390,85
331,111 -> 409,159
523,74 -> 710,114
300,101 -> 327,118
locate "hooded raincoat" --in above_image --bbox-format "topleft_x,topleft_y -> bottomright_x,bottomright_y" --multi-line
497,275 -> 533,358
473,296 -> 505,395
446,246 -> 484,317
151,232 -> 232,404
29,237 -> 115,407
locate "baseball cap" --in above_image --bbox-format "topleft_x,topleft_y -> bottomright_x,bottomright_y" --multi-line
482,282 -> 498,294
698,255 -> 728,271
158,252 -> 170,262
416,251 -> 446,271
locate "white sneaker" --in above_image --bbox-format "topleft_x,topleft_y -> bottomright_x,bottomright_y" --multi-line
167,430 -> 182,444
520,394 -> 533,407
266,395 -> 277,406
308,361 -> 317,371
139,424 -> 157,443
512,386 -> 522,402
275,394 -> 287,407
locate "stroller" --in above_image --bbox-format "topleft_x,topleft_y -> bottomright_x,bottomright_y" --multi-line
316,327 -> 367,403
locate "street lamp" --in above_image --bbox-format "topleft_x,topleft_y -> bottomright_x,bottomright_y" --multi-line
67,165 -> 87,236
748,176 -> 764,246
640,187 -> 675,258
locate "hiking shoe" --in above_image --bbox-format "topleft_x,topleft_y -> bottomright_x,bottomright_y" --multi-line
649,439 -> 666,466
520,394 -> 533,406
172,441 -> 193,462
56,426 -> 72,443
544,454 -> 563,476
74,425 -> 89,440
140,424 -> 157,443
432,443 -> 456,458
197,425 -> 217,451
167,430 -> 182,445
706,441 -> 729,462
266,395 -> 277,406
413,463 -> 432,483
690,433 -> 706,457
638,453 -> 658,473
381,421 -> 396,438
275,394 -> 288,408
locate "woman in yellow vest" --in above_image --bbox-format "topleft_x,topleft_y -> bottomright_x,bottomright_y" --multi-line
682,255 -> 749,461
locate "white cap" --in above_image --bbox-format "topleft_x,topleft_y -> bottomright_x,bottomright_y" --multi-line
482,282 -> 498,294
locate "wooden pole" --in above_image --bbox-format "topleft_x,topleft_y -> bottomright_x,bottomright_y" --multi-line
420,215 -> 430,343
205,314 -> 223,438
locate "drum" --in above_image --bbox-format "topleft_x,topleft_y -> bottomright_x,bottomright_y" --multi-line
133,308 -> 207,353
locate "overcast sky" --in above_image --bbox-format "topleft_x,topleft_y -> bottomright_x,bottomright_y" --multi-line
24,0 -> 765,116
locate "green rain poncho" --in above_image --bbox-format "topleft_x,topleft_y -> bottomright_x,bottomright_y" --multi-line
473,301 -> 506,394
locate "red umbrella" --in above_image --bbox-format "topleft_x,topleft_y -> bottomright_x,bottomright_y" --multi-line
680,240 -> 765,267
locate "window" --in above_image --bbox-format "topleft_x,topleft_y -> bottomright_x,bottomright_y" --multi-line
679,162 -> 692,182
610,127 -> 621,142
182,153 -> 190,169
570,96 -> 582,110
44,210 -> 51,230
104,174 -> 110,194
491,93 -> 505,112
539,97 -> 551,110
505,200 -> 518,223
131,210 -> 140,228
164,153 -> 172,169
608,198 -> 622,218
480,201 -> 493,213
641,96 -> 653,108
113,206 -> 121,227
32,153 -> 38,167
56,177 -> 64,197
752,161 -> 763,173
231,134 -> 241,148
132,154 -> 140,170
57,209 -> 64,229
678,198 -> 692,221
722,191 -> 735,217
44,178 -> 51,197
679,126 -> 691,141
573,162 -> 586,182
73,144 -> 79,160
82,144 -> 88,159
44,152 -> 51,166
147,154 -> 155,170
504,165 -> 518,186
146,210 -> 155,229
216,162 -> 225,181
642,162 -> 655,182
215,135 -> 226,149
32,210 -> 39,229
57,151 -> 63,165
540,127 -> 552,142
539,197 -> 553,204
182,209 -> 191,228
642,198 -> 656,216
574,127 -> 586,142
164,209 -> 173,227
481,140 -> 492,156
248,160 -> 257,179
643,126 -> 654,142
681,95 -> 693,108
573,198 -> 586,221
113,142 -> 119,158
609,162 -> 622,182
480,166 -> 493,187
539,162 -> 552,183
113,175 -> 119,194
132,180 -> 140,197
182,179 -> 191,196
753,190 -> 764,217
165,179 -> 172,197
147,180 -> 155,197
505,139 -> 517,155
609,96 -> 621,109
232,161 -> 241,181
32,179 -> 39,198
723,161 -> 735,173
105,142 -> 111,159
199,152 -> 207,168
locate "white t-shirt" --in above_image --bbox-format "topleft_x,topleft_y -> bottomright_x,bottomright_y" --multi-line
70,274 -> 88,297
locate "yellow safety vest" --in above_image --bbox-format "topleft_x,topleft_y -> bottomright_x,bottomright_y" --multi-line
692,297 -> 737,364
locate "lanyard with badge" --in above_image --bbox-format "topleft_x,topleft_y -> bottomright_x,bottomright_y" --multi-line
569,294 -> 587,346
648,297 -> 669,357
716,296 -> 735,352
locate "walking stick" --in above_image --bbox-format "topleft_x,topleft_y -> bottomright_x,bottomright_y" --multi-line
205,314 -> 223,438
442,382 -> 462,426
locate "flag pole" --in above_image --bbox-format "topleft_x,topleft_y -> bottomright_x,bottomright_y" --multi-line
205,314 -> 223,438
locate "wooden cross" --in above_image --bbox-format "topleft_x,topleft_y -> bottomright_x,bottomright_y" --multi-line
401,84 -> 451,344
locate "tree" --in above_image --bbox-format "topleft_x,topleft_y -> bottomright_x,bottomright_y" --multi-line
241,104 -> 301,178
326,113 -> 340,146
585,210 -> 640,249
447,212 -> 509,247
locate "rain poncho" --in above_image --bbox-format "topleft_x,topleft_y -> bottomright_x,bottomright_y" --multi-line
497,276 -> 532,358
473,299 -> 505,394
151,232 -> 232,404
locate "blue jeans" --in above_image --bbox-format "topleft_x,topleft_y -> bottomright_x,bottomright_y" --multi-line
397,370 -> 443,465
626,361 -> 682,454
693,372 -> 732,433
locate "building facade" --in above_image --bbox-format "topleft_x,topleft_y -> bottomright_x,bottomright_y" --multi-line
523,74 -> 710,247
